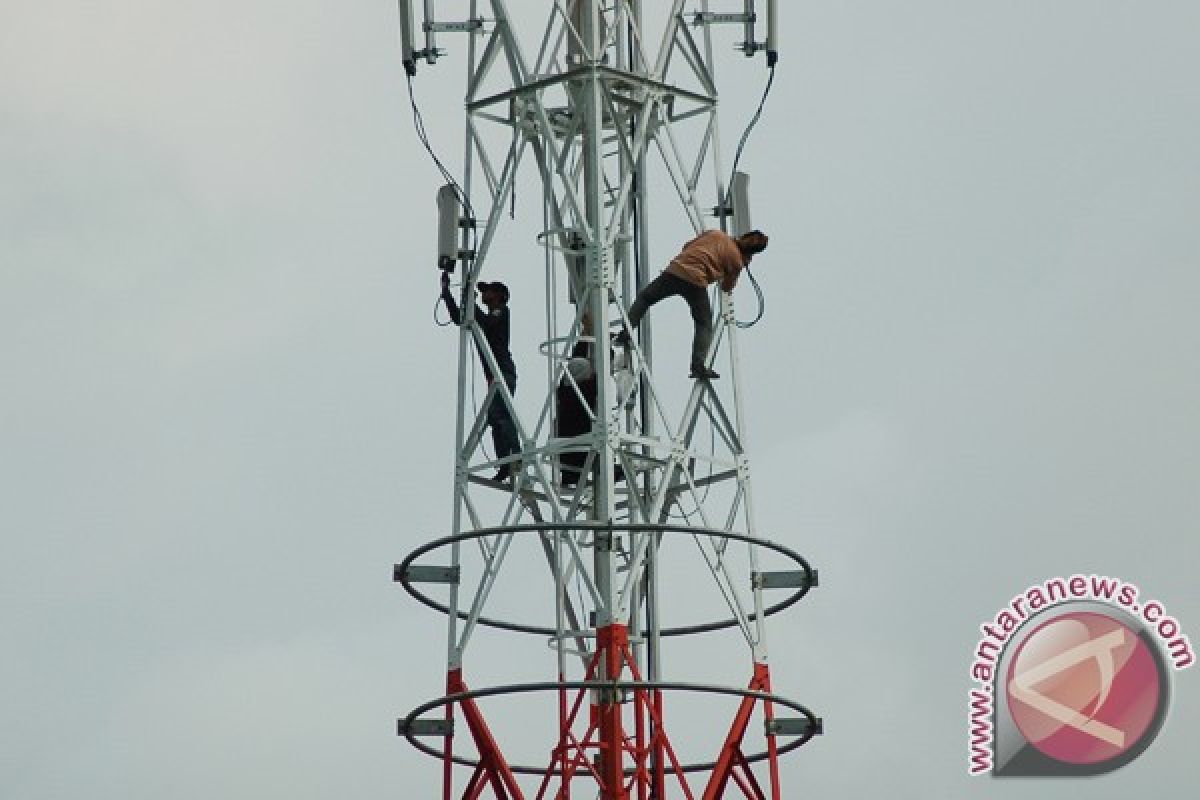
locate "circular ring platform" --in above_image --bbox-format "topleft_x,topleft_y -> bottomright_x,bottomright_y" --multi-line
396,522 -> 815,637
399,679 -> 821,776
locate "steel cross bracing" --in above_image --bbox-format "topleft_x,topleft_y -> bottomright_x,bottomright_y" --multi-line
397,3 -> 818,799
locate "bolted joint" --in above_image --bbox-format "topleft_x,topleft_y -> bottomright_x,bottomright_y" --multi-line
398,564 -> 461,584
691,12 -> 755,25
510,97 -> 540,135
595,530 -> 614,552
751,570 -> 813,590
585,244 -> 613,289
765,716 -> 822,737
736,455 -> 751,481
592,684 -> 630,706
426,19 -> 484,34
398,717 -> 453,737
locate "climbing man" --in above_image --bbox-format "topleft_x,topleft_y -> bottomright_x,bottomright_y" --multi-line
440,273 -> 519,481
618,229 -> 768,379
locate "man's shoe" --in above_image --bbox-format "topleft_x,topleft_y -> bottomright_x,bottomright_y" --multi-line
689,365 -> 720,380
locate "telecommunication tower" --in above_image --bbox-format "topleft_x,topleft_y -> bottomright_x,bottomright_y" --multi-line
395,3 -> 821,798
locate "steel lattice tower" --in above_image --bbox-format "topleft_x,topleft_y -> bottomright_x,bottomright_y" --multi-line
395,3 -> 820,798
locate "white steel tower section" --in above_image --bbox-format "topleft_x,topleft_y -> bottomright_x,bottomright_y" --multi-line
396,4 -> 819,798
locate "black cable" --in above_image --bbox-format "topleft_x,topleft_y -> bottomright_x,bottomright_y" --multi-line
405,71 -> 473,222
433,282 -> 454,327
724,63 -> 776,329
403,71 -> 479,322
736,268 -> 766,329
726,65 -> 775,205
401,64 -> 489,444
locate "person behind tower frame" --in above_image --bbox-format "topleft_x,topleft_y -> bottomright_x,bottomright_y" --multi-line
617,229 -> 768,380
440,272 -> 519,482
554,313 -> 627,488
555,335 -> 596,488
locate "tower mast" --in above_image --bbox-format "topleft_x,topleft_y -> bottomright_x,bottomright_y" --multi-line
397,4 -> 819,798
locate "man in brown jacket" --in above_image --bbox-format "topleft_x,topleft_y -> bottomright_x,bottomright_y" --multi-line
619,229 -> 768,379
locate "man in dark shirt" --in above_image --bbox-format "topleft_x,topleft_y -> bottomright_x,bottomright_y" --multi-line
555,339 -> 595,488
440,273 -> 519,481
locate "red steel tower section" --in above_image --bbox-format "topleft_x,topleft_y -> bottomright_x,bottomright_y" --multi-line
396,3 -> 820,797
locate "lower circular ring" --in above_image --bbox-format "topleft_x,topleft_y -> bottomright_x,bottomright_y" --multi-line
396,522 -> 816,637
400,679 -> 821,776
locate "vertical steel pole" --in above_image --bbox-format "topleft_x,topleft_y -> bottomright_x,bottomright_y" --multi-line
422,0 -> 437,64
578,6 -> 627,797
742,0 -> 756,55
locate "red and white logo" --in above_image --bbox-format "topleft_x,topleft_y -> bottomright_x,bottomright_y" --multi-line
967,576 -> 1191,776
1006,611 -> 1162,766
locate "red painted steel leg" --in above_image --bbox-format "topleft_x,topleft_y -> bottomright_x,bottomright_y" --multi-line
463,763 -> 489,800
652,690 -> 665,798
445,699 -> 456,800
701,664 -> 773,800
595,624 -> 630,800
447,669 -> 525,800
732,747 -> 767,800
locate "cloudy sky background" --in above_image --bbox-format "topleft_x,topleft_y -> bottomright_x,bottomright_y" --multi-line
3,1 -> 1198,797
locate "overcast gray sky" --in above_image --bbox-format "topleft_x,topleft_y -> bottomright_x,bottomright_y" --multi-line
3,2 -> 1198,798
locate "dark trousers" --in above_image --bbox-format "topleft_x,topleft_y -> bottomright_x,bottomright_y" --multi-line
487,368 -> 519,460
627,272 -> 713,369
